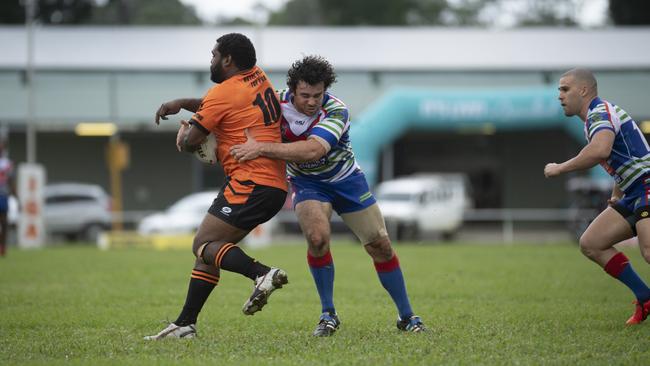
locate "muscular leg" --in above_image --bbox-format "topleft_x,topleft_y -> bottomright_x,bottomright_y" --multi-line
192,213 -> 269,279
174,213 -> 271,327
296,200 -> 336,314
582,207 -> 650,305
341,204 -> 415,320
297,200 -> 333,257
579,207 -> 633,266
637,218 -> 650,264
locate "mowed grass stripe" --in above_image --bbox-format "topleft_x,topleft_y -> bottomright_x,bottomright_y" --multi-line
1,242 -> 649,365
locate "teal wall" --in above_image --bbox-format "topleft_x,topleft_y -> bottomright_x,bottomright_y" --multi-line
349,87 -> 596,185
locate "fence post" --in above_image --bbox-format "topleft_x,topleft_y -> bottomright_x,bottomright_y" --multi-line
503,211 -> 514,243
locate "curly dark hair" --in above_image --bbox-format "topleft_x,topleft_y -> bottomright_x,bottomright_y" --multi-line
286,55 -> 337,91
216,33 -> 256,70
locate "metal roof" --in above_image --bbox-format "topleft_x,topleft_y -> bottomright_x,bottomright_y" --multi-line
1,26 -> 649,71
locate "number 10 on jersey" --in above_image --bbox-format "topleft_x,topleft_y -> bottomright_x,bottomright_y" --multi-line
253,87 -> 281,126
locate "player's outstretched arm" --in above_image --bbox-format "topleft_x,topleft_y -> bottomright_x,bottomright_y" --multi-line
544,129 -> 614,178
230,130 -> 328,163
154,98 -> 203,125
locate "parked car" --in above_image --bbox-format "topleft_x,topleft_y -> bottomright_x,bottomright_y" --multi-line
137,191 -> 218,235
375,174 -> 471,241
44,183 -> 112,242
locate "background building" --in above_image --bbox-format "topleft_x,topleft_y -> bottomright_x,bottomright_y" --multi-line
1,26 -> 649,211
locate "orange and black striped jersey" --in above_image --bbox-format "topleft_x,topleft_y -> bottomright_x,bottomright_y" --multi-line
190,66 -> 287,192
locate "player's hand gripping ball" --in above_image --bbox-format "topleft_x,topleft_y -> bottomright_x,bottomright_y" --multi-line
194,133 -> 217,164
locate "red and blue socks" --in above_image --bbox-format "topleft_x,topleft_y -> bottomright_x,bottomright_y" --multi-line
375,254 -> 413,320
307,250 -> 336,314
604,252 -> 650,303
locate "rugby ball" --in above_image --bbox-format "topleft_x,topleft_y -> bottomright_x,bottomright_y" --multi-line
194,133 -> 217,164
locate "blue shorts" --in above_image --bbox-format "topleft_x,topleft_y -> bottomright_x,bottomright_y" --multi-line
0,195 -> 8,214
289,171 -> 376,214
613,177 -> 650,234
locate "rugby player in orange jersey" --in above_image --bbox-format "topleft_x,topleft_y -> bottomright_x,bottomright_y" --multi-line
145,33 -> 288,340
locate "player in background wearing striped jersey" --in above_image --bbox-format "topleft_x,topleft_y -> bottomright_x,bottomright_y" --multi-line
231,56 -> 425,335
545,68 -> 650,325
0,141 -> 15,257
145,34 -> 289,340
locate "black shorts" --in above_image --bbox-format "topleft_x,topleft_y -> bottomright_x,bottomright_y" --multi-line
612,203 -> 644,237
208,179 -> 287,231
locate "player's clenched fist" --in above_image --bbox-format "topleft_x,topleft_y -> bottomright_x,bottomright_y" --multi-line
544,163 -> 562,178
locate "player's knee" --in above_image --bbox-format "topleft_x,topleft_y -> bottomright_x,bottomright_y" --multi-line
365,235 -> 391,249
364,236 -> 393,260
193,241 -> 228,266
192,239 -> 205,257
305,231 -> 329,251
578,234 -> 598,259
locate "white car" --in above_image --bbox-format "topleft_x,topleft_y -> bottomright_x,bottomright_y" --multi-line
137,191 -> 218,235
6,184 -> 111,243
375,174 -> 471,240
44,183 -> 112,242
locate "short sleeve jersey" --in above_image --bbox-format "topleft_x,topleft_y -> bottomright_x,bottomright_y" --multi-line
190,66 -> 287,191
278,89 -> 359,182
585,97 -> 650,192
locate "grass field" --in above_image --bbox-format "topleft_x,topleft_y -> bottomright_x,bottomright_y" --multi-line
1,241 -> 650,365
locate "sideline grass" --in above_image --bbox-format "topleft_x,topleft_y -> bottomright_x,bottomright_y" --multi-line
1,242 -> 649,365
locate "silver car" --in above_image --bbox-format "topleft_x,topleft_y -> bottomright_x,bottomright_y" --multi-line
44,183 -> 112,242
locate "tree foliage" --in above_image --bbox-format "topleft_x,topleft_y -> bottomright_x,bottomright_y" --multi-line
504,0 -> 577,27
92,0 -> 201,25
266,0 -> 587,27
0,0 -> 201,25
268,0 -> 453,26
0,0 -> 94,24
609,0 -> 650,25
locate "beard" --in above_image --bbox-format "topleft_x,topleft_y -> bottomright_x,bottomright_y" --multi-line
210,63 -> 225,83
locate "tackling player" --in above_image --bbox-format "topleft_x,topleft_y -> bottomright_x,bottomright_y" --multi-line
145,33 -> 289,340
545,68 -> 650,325
230,56 -> 426,335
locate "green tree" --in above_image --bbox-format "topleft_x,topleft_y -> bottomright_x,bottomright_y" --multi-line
440,0 -> 492,26
268,0 -> 455,26
216,16 -> 256,26
92,0 -> 201,25
1,0 -> 94,24
0,0 -> 24,24
610,0 -> 650,25
266,0 -> 587,27
268,0 -> 323,26
512,0 -> 577,27
0,0 -> 202,25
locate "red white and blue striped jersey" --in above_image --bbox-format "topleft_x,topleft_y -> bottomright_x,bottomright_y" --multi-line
278,89 -> 359,182
585,97 -> 650,192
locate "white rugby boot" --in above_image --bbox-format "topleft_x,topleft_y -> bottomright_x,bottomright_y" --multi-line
242,268 -> 288,315
143,323 -> 197,340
